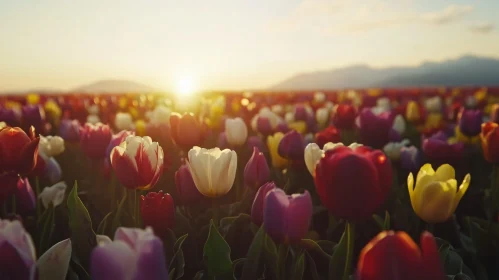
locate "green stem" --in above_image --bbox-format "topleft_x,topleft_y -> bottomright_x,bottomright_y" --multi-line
343,222 -> 355,280
110,174 -> 117,211
212,199 -> 219,226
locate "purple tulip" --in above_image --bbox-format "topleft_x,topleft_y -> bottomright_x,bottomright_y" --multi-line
0,108 -> 21,127
247,136 -> 267,154
278,130 -> 305,161
276,122 -> 290,134
0,219 -> 37,279
251,182 -> 277,226
59,119 -> 81,141
217,132 -> 230,150
422,133 -> 465,165
22,105 -> 45,134
91,227 -> 168,280
244,147 -> 270,189
294,105 -> 308,121
256,116 -> 273,136
263,189 -> 312,243
175,164 -> 203,204
400,146 -> 422,172
44,157 -> 62,184
15,177 -> 35,214
358,109 -> 395,149
458,109 -> 483,137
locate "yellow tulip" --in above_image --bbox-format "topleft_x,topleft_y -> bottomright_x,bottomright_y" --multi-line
288,121 -> 307,134
407,164 -> 470,224
135,120 -> 146,136
27,93 -> 40,105
267,132 -> 289,169
454,126 -> 480,145
405,101 -> 420,122
425,113 -> 443,129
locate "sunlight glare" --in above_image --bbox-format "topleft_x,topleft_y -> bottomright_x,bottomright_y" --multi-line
175,76 -> 198,99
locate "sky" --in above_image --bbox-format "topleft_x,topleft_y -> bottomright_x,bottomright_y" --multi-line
0,0 -> 499,92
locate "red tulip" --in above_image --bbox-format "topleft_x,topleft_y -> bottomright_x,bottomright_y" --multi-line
481,122 -> 499,163
140,191 -> 175,238
244,147 -> 270,189
80,123 -> 112,159
169,113 -> 205,150
314,145 -> 392,221
357,231 -> 445,280
315,126 -> 341,149
332,104 -> 356,129
110,136 -> 164,190
0,126 -> 39,175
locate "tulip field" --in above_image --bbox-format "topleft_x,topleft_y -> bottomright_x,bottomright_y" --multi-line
2,88 -> 499,280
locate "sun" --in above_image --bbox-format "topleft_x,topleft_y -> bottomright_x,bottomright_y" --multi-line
175,76 -> 198,98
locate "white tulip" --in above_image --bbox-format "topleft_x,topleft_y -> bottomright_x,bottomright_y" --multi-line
314,92 -> 326,103
187,146 -> 237,197
39,136 -> 65,158
465,95 -> 477,108
425,96 -> 442,113
87,104 -> 99,115
285,112 -> 295,123
37,239 -> 72,280
114,112 -> 133,131
87,115 -> 100,125
392,115 -> 406,135
39,182 -> 67,208
377,97 -> 391,112
325,101 -> 335,110
225,118 -> 248,147
304,142 -> 363,176
149,105 -> 171,125
0,122 -> 6,129
315,108 -> 330,126
383,139 -> 410,161
250,107 -> 283,132
271,105 -> 284,116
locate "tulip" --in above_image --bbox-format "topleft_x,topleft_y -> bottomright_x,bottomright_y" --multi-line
304,142 -> 362,177
315,125 -> 341,149
149,105 -> 171,125
0,126 -> 39,179
408,164 -> 470,223
175,164 -> 204,204
37,238 -> 72,280
105,130 -> 135,160
187,146 -> 237,197
43,99 -> 62,126
110,136 -> 164,190
267,132 -> 289,169
91,227 -> 168,280
0,107 -> 21,127
357,231 -> 445,280
225,117 -> 248,147
425,96 -> 443,113
275,122 -> 290,134
489,104 -> 499,123
15,177 -> 36,213
22,105 -> 45,134
278,130 -> 305,161
315,145 -> 392,221
400,146 -> 422,172
256,116 -> 273,136
169,113 -> 205,150
332,104 -> 356,129
293,104 -> 312,122
371,97 -> 391,115
457,109 -> 483,137
114,112 -> 134,131
285,112 -> 294,123
251,182 -> 278,226
58,119 -> 80,142
263,189 -> 312,243
247,136 -> 267,154
481,122 -> 499,163
405,100 -> 421,122
251,107 -> 283,135
87,114 -> 100,125
358,109 -> 400,149
244,147 -> 270,189
314,92 -> 326,103
38,135 -> 65,158
135,119 -> 146,136
422,133 -> 464,165
87,104 -> 100,115
0,219 -> 37,279
80,123 -> 112,159
39,181 -> 67,208
382,139 -> 410,161
140,191 -> 175,238
44,157 -> 63,184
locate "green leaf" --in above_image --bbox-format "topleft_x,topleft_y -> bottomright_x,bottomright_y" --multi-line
169,234 -> 188,280
383,211 -> 390,230
263,233 -> 279,279
317,240 -> 336,256
38,203 -> 55,254
203,219 -> 233,277
233,258 -> 247,279
301,239 -> 331,260
291,253 -> 305,280
277,244 -> 289,280
168,268 -> 176,280
329,222 -> 355,280
111,190 -> 128,234
96,212 -> 113,235
305,251 -> 321,280
241,226 -> 265,280
372,214 -> 385,231
192,271 -> 204,280
67,182 -> 97,270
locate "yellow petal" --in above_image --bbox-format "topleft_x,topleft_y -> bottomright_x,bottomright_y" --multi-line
434,164 -> 456,182
407,172 -> 416,210
416,180 -> 457,223
416,164 -> 435,183
454,174 -> 471,210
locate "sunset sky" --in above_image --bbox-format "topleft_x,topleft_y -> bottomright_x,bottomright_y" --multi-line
1,0 -> 498,92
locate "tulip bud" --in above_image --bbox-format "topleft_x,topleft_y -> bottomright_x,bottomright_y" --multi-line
405,101 -> 421,122
382,139 -> 410,161
314,92 -> 326,103
400,146 -> 422,172
140,191 -> 175,238
304,142 -> 359,176
0,126 -> 40,175
39,135 -> 65,158
91,227 -> 168,280
86,114 -> 100,125
114,112 -> 134,131
357,231 -> 445,280
175,164 -> 204,204
422,134 -> 464,166
59,119 -> 80,142
489,104 -> 499,123
267,132 -> 289,169
80,123 -> 112,159
358,109 -> 398,149
224,117 -> 248,147
44,157 -> 63,184
134,119 -> 146,136
251,182 -> 277,225
332,104 -> 356,129
263,189 -> 312,244
169,113 -> 205,150
408,164 -> 470,223
481,122 -> 499,163
0,108 -> 21,127
22,105 -> 45,134
149,105 -> 171,125
187,146 -> 237,197
315,145 -> 392,221
256,116 -> 273,136
425,96 -> 443,113
244,147 -> 270,189
15,177 -> 35,213
315,126 -> 341,149
110,136 -> 164,190
278,130 -> 305,161
458,108 -> 483,137
39,181 -> 67,208
0,219 -> 37,279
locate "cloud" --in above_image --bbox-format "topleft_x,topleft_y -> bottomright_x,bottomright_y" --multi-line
421,5 -> 473,25
470,23 -> 495,34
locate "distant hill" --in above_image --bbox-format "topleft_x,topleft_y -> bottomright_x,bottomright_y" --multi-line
71,79 -> 159,93
271,55 -> 499,90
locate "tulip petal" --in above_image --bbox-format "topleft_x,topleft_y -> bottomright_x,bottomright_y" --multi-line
134,237 -> 169,280
91,240 -> 136,280
453,174 -> 471,210
416,180 -> 457,223
420,231 -> 446,279
286,191 -> 312,242
434,164 -> 455,182
37,239 -> 72,280
263,189 -> 289,243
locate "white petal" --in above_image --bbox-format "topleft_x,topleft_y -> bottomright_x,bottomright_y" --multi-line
37,239 -> 72,280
